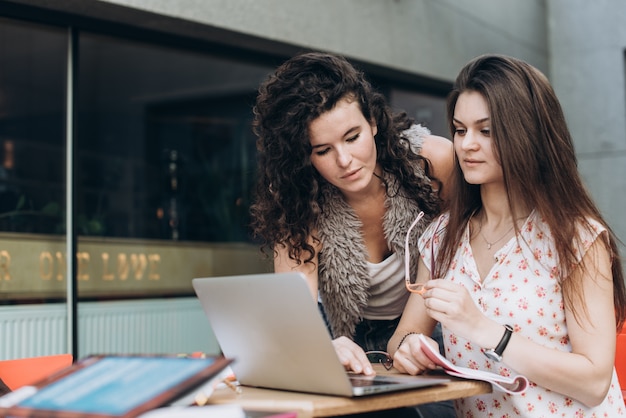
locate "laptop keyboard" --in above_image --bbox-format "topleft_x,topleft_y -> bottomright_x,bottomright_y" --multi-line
349,376 -> 398,387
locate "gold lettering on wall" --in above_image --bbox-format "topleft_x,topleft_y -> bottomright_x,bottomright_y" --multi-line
19,244 -> 190,292
102,252 -> 160,281
77,252 -> 90,281
0,236 -> 266,299
130,254 -> 147,280
56,251 -> 65,281
0,250 -> 11,281
118,254 -> 129,280
148,254 -> 161,280
102,253 -> 114,281
40,251 -> 67,281
40,251 -> 53,280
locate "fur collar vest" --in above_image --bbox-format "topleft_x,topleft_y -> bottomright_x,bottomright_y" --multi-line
315,125 -> 433,338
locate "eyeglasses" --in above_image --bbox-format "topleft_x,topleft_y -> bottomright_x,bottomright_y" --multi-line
364,350 -> 393,370
404,212 -> 444,294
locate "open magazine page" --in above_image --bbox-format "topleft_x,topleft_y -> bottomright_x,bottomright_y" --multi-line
418,334 -> 529,394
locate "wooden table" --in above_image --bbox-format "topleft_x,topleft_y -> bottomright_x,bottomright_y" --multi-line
209,365 -> 491,418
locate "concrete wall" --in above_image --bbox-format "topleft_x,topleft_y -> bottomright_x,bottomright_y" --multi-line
14,0 -> 626,244
102,0 -> 547,80
547,0 -> 626,243
11,0 -> 548,81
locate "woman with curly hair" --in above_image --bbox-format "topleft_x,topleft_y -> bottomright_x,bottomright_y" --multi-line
250,51 -> 453,373
390,54 -> 626,416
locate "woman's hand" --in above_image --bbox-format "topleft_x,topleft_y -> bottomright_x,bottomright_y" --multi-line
332,336 -> 375,375
422,279 -> 488,343
392,333 -> 438,375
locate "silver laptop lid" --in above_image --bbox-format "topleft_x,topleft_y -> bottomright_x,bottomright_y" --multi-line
192,272 -> 355,396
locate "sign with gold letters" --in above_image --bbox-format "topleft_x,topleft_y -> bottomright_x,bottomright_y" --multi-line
0,233 -> 271,300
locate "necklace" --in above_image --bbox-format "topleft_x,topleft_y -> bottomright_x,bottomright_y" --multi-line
478,218 -> 515,250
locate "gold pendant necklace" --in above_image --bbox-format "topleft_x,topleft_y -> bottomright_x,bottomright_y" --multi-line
479,219 -> 515,250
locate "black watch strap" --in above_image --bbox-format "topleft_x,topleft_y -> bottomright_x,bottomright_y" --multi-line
484,324 -> 513,362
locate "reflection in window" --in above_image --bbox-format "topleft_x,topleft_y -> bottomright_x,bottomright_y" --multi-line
0,24 -> 449,245
389,89 -> 448,138
146,93 -> 257,241
0,18 -> 66,234
77,34 -> 272,241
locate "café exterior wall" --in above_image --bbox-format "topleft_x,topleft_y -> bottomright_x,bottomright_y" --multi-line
93,0 -> 549,82
547,0 -> 626,246
8,0 -> 548,82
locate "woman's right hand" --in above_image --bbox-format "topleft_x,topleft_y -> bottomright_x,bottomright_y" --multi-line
392,333 -> 438,375
332,336 -> 375,375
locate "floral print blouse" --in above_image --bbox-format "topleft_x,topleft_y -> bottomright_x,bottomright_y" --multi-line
418,211 -> 625,417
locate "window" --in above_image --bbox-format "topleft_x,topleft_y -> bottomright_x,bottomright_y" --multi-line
0,18 -> 67,237
390,89 -> 448,138
77,33 -> 272,242
0,11 -> 448,359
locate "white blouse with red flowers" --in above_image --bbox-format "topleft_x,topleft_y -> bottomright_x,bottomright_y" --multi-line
419,211 -> 625,417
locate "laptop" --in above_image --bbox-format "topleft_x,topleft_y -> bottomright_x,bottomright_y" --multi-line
192,272 -> 449,397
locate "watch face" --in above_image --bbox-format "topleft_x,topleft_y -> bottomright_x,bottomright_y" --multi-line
484,349 -> 502,362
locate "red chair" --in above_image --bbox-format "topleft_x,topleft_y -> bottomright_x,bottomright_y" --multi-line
617,329 -> 626,402
0,354 -> 73,390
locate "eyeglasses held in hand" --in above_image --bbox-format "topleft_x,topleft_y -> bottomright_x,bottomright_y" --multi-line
364,351 -> 393,370
404,212 -> 444,294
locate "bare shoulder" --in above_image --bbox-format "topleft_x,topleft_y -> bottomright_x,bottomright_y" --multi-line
420,135 -> 453,173
420,134 -> 454,199
420,134 -> 452,161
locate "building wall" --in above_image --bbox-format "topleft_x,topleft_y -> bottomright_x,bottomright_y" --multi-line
548,0 -> 626,243
97,0 -> 549,80
9,0 -> 548,80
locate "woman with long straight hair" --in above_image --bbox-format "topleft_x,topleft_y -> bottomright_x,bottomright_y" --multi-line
389,54 -> 626,416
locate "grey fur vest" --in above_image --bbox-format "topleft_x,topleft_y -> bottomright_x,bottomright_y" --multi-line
316,125 -> 434,339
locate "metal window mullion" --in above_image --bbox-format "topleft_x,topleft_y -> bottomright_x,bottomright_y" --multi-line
65,27 -> 78,359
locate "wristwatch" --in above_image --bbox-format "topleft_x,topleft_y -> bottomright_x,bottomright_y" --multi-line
483,324 -> 513,362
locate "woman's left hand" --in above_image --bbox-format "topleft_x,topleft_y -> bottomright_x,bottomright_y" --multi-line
421,279 -> 487,341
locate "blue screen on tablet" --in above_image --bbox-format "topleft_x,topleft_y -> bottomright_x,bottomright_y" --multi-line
17,357 -> 217,415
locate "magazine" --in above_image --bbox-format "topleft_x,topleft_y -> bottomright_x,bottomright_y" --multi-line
418,334 -> 528,394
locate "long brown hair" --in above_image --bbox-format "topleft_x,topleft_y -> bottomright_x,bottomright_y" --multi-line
439,54 -> 626,331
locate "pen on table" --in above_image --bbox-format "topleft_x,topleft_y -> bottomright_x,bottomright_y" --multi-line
222,375 -> 242,394
193,376 -> 241,406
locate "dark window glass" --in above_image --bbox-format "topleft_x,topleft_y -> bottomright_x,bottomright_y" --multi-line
77,33 -> 272,242
0,13 -> 450,361
0,18 -> 67,234
389,89 -> 448,138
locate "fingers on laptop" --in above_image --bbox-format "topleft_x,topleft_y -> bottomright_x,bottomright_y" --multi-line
333,337 -> 375,375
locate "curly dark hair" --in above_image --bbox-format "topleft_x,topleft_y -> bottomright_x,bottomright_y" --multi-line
250,52 -> 442,265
